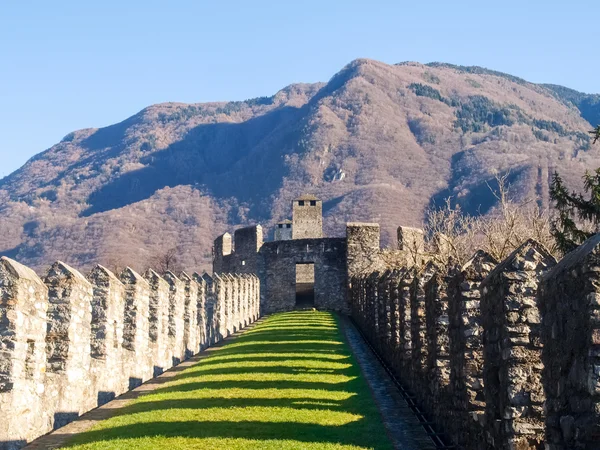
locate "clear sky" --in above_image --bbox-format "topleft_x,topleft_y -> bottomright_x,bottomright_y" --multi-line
1,0 -> 598,178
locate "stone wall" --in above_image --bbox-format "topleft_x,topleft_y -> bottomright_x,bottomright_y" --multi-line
214,225 -> 348,314
0,256 -> 260,449
540,234 -> 600,449
480,240 -> 555,450
213,226 -> 263,275
292,196 -> 323,239
349,235 -> 600,450
260,238 -> 347,313
346,223 -> 382,278
447,250 -> 497,448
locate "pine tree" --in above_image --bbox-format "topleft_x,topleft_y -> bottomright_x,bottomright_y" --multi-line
592,125 -> 600,144
550,124 -> 600,253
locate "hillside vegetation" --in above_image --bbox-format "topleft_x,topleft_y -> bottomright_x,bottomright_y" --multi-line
1,59 -> 599,273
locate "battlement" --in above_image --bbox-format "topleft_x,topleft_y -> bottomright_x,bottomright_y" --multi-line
234,224 -> 263,254
0,257 -> 260,448
349,234 -> 600,449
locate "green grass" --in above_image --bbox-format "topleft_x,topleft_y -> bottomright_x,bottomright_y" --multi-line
65,311 -> 393,450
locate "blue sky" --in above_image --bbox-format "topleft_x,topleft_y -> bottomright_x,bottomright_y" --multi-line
1,0 -> 597,178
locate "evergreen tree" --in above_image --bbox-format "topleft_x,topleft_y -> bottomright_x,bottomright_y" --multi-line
550,125 -> 600,253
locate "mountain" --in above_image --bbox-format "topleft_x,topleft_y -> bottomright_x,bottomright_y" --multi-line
1,58 -> 599,274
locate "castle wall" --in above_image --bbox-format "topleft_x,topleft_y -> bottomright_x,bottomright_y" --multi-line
213,233 -> 232,273
346,223 -> 382,278
213,226 -> 262,275
0,255 -> 260,450
0,258 -> 49,449
44,262 -> 95,429
447,251 -> 497,447
349,236 -> 600,450
480,240 -> 555,450
260,238 -> 347,313
540,235 -> 600,449
144,269 -> 172,375
274,221 -> 292,241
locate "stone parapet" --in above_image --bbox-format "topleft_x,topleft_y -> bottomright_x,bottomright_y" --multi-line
540,234 -> 600,449
480,239 -> 555,450
0,257 -> 259,449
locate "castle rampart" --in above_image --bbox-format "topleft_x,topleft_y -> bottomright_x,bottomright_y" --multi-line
0,256 -> 259,449
349,232 -> 600,449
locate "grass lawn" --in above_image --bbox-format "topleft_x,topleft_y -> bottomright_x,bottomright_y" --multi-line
65,311 -> 393,449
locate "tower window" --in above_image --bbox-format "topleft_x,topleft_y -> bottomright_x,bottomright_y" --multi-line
310,200 -> 316,206
298,200 -> 305,206
278,224 -> 283,228
286,224 -> 291,228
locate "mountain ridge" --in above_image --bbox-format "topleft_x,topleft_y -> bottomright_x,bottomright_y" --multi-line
1,58 -> 598,273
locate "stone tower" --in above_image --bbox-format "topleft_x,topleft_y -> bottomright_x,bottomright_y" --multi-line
274,220 -> 292,241
292,194 -> 323,239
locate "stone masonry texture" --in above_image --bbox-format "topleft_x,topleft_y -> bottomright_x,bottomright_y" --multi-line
349,233 -> 600,450
0,255 -> 259,449
480,240 -> 556,450
540,234 -> 600,449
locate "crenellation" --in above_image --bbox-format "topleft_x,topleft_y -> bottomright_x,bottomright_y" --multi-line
87,264 -> 128,404
43,261 -> 95,428
0,257 -> 49,446
201,273 -> 218,345
447,250 -> 497,448
424,263 -> 452,423
179,272 -> 199,358
410,262 -> 435,397
193,273 -> 207,350
144,269 -> 171,374
379,270 -> 393,351
163,271 -> 186,365
540,234 -> 600,448
213,273 -> 227,340
232,274 -> 242,331
120,267 -> 152,385
398,268 -> 414,378
224,274 -> 235,335
0,255 -> 259,450
388,269 -> 404,368
480,239 -> 556,450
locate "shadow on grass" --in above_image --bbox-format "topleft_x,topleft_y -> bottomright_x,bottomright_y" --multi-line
153,378 -> 357,395
119,396 -> 354,416
174,364 -> 348,378
65,420 -> 380,448
64,312 -> 392,449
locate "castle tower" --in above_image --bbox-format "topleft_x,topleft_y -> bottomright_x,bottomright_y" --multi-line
292,194 -> 323,239
274,220 -> 292,241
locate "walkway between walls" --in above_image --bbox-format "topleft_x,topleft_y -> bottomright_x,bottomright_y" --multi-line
27,311 -> 440,450
340,318 -> 438,450
27,311 -> 394,450
24,320 -> 265,450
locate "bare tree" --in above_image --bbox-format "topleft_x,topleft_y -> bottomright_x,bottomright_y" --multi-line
424,198 -> 478,267
148,247 -> 182,274
474,173 -> 557,260
423,172 -> 559,267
